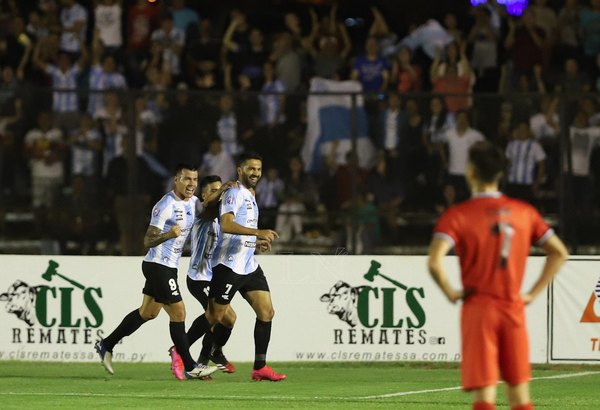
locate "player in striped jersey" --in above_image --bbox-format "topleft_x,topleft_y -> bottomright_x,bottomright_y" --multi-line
95,164 -> 218,380
428,141 -> 568,410
183,175 -> 238,374
208,152 -> 286,381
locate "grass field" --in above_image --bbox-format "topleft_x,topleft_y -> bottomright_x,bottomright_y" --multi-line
1,361 -> 600,409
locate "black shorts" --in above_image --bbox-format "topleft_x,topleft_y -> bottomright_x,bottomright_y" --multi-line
209,264 -> 270,305
187,276 -> 210,310
141,261 -> 182,304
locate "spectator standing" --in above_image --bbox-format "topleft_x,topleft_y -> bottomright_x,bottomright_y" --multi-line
87,31 -> 127,118
215,94 -> 241,157
443,110 -> 485,202
505,121 -> 546,205
566,111 -> 600,246
200,139 -> 236,183
94,0 -> 123,54
69,113 -> 102,186
505,9 -> 547,81
556,0 -> 582,60
467,6 -> 499,92
431,43 -> 472,113
126,0 -> 160,86
150,12 -> 185,81
59,0 -> 87,57
32,41 -> 86,133
391,46 -> 422,93
170,0 -> 199,34
256,167 -> 285,229
24,111 -> 66,232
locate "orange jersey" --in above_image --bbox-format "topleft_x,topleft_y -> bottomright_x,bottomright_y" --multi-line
434,192 -> 553,302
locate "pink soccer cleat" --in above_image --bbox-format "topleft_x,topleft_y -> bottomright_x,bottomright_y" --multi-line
168,346 -> 185,381
251,365 -> 286,381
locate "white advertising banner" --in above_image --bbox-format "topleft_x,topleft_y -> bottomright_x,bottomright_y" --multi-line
550,257 -> 600,362
0,255 -> 549,364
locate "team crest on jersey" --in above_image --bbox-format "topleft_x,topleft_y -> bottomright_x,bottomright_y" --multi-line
153,207 -> 160,217
226,195 -> 235,205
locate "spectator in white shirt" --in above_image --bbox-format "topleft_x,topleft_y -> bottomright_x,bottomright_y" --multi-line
443,110 -> 485,201
256,167 -> 285,229
200,139 -> 236,183
94,0 -> 123,53
530,95 -> 560,188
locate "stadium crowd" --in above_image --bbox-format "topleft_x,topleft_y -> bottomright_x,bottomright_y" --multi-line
0,0 -> 599,254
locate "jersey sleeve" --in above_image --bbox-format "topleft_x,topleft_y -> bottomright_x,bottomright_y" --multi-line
433,208 -> 461,248
149,198 -> 171,230
530,207 -> 553,246
220,188 -> 240,217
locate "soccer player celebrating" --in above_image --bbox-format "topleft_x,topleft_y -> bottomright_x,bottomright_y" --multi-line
95,164 -> 218,380
427,141 -> 568,410
177,175 -> 238,374
208,152 -> 286,381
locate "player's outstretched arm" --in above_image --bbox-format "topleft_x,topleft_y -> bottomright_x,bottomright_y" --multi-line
205,181 -> 238,209
143,225 -> 181,249
522,234 -> 569,304
427,237 -> 464,304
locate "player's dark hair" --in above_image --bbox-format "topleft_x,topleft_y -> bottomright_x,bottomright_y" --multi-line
174,163 -> 198,175
199,175 -> 221,192
237,151 -> 263,167
468,141 -> 505,184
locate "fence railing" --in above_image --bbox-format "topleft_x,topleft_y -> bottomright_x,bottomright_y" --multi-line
0,86 -> 598,255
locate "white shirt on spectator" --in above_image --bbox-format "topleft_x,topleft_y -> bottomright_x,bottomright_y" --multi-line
201,150 -> 236,182
88,65 -> 127,116
530,113 -> 559,139
217,113 -> 240,156
24,128 -> 64,178
71,127 -> 101,176
445,127 -> 485,175
568,126 -> 600,176
95,3 -> 122,48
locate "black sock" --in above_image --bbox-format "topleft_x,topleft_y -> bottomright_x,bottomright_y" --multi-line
103,309 -> 146,352
213,324 -> 233,351
253,319 -> 271,370
186,314 -> 210,347
170,321 -> 195,371
199,331 -> 213,362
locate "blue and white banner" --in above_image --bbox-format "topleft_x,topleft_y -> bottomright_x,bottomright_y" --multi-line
301,77 -> 376,172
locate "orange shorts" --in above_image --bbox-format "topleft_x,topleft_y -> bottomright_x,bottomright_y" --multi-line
461,296 -> 531,390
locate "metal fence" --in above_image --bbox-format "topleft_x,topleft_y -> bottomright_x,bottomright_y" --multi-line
0,86 -> 598,255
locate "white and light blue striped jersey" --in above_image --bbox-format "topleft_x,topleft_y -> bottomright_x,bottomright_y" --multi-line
187,214 -> 220,281
87,65 -> 127,116
211,184 -> 259,275
506,139 -> 545,184
144,192 -> 198,268
45,64 -> 80,112
259,80 -> 285,125
60,3 -> 87,52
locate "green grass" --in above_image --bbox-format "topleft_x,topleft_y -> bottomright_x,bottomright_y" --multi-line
1,361 -> 600,409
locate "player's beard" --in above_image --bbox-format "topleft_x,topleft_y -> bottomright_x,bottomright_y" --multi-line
242,173 -> 260,189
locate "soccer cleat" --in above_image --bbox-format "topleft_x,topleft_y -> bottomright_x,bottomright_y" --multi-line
185,363 -> 219,379
94,339 -> 114,375
251,365 -> 286,381
210,351 -> 236,373
168,346 -> 185,380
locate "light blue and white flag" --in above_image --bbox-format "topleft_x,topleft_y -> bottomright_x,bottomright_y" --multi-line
301,77 -> 376,172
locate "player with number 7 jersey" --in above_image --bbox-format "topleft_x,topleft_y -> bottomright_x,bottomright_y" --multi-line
433,193 -> 553,302
428,141 -> 568,410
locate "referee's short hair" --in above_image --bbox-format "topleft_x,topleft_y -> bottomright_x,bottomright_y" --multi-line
174,163 -> 198,175
237,152 -> 263,167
